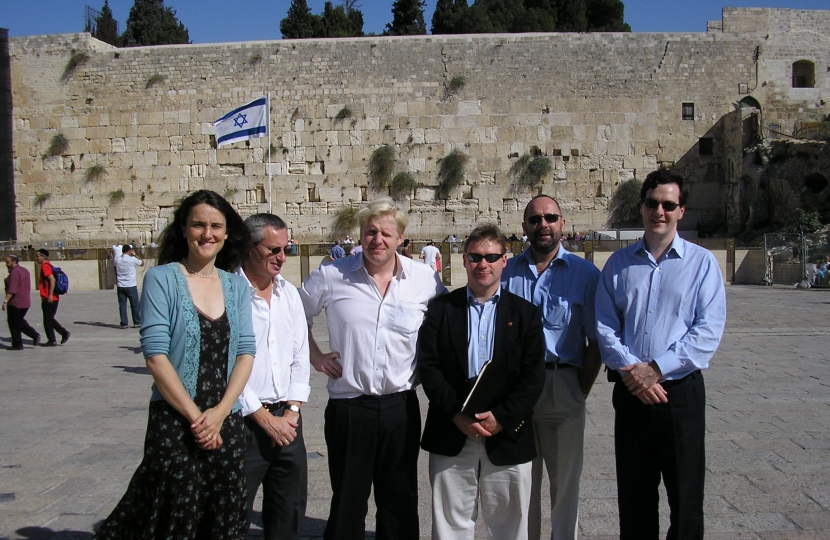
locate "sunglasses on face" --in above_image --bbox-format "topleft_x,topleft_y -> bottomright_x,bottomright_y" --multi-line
258,243 -> 284,256
526,213 -> 561,226
465,252 -> 505,263
643,199 -> 681,212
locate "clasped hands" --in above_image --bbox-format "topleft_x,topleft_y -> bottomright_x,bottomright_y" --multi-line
453,411 -> 503,439
190,406 -> 226,450
255,407 -> 299,447
620,361 -> 668,405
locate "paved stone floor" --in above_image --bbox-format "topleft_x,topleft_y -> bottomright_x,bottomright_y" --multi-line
0,285 -> 828,539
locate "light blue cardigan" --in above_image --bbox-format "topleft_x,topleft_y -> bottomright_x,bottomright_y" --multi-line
139,262 -> 256,413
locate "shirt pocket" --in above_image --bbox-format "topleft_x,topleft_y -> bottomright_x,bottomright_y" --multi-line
543,297 -> 571,330
392,301 -> 426,335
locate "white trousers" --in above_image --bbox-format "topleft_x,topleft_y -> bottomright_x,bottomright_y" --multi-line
528,368 -> 586,540
429,435 -> 532,540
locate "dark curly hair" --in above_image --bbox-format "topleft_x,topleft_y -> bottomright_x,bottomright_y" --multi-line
156,190 -> 250,271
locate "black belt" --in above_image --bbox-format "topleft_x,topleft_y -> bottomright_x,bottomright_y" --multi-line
545,362 -> 579,370
261,401 -> 286,413
332,389 -> 416,403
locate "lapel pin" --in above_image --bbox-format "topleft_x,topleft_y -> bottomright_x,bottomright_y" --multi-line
507,321 -> 513,327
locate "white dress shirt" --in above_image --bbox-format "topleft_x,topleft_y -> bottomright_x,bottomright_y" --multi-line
236,268 -> 311,416
300,253 -> 446,399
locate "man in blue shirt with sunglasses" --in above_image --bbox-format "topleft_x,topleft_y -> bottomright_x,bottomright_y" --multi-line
595,169 -> 726,540
502,195 -> 602,540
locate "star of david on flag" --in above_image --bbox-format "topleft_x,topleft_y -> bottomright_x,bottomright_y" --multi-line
213,96 -> 268,147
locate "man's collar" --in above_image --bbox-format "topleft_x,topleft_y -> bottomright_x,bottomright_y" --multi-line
635,234 -> 685,259
519,244 -> 570,269
355,251 -> 407,278
236,266 -> 284,294
466,285 -> 501,305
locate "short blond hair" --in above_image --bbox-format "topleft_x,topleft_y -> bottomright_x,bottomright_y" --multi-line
356,197 -> 408,234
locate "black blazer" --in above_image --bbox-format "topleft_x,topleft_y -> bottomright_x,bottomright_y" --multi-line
417,287 -> 545,466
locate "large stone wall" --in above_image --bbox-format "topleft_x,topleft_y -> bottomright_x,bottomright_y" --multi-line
8,7 -> 830,245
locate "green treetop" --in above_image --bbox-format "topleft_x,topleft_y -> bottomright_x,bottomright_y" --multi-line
121,0 -> 190,46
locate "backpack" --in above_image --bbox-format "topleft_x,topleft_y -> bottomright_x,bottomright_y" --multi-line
51,265 -> 69,295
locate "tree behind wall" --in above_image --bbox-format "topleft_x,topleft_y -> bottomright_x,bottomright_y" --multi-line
385,0 -> 427,35
280,0 -> 319,39
431,0 -> 628,34
122,0 -> 190,47
93,0 -> 120,46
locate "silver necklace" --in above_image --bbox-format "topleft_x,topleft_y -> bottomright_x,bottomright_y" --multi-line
182,260 -> 216,279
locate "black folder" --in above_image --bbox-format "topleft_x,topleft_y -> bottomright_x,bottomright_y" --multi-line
460,360 -> 516,418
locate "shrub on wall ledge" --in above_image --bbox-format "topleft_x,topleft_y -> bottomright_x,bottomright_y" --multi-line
84,164 -> 107,182
145,73 -> 166,89
34,193 -> 51,208
369,145 -> 396,190
510,154 -> 552,188
61,52 -> 89,82
335,106 -> 353,120
390,172 -> 418,200
109,189 -> 125,205
436,149 -> 469,199
46,133 -> 70,157
331,206 -> 358,240
607,178 -> 643,227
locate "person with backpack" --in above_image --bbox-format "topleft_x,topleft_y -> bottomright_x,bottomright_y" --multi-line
36,249 -> 70,346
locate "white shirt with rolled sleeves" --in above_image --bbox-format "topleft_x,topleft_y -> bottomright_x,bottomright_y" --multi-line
299,253 -> 446,399
236,268 -> 311,416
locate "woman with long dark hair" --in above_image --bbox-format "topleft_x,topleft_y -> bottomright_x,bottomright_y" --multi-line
95,190 -> 256,539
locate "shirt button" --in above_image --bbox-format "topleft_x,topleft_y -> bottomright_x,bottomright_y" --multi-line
648,310 -> 653,313
370,386 -> 377,394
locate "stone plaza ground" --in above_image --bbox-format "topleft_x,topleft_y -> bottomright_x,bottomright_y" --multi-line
0,285 -> 829,539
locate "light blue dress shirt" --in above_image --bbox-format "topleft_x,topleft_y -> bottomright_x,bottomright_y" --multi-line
595,235 -> 727,381
502,246 -> 600,367
466,286 -> 500,379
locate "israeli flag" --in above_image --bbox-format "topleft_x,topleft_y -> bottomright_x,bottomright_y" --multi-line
214,96 -> 268,147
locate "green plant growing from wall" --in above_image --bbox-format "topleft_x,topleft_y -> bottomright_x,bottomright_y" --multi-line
34,193 -> 51,208
390,172 -> 418,200
607,178 -> 643,227
84,163 -> 107,182
436,149 -> 468,198
335,106 -> 353,120
369,145 -> 396,190
510,153 -> 552,188
247,53 -> 263,66
145,73 -> 166,89
224,188 -> 239,199
46,133 -> 70,157
443,75 -> 466,100
108,189 -> 125,205
331,206 -> 358,240
61,52 -> 89,81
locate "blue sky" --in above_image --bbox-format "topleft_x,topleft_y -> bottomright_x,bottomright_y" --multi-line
2,0 -> 828,42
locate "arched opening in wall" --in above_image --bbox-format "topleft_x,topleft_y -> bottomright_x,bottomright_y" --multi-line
739,96 -> 762,110
792,60 -> 815,88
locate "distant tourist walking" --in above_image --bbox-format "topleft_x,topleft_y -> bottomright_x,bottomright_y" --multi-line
420,240 -> 441,272
113,243 -> 144,329
328,240 -> 346,261
35,249 -> 69,347
94,190 -> 256,540
3,254 -> 40,350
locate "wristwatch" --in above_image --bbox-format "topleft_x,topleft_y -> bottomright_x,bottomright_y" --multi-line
286,404 -> 301,414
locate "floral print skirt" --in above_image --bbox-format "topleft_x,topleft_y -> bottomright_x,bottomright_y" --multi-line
94,311 -> 247,540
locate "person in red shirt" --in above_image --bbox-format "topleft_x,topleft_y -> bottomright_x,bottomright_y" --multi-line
35,249 -> 69,346
3,254 -> 40,350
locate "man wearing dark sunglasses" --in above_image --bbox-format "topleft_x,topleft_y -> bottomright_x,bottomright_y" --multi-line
418,223 -> 544,539
596,169 -> 726,540
502,195 -> 602,540
237,213 -> 310,540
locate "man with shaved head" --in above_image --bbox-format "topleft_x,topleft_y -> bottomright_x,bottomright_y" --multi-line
502,195 -> 602,540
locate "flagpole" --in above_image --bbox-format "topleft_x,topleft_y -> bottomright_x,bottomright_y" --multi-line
267,92 -> 272,214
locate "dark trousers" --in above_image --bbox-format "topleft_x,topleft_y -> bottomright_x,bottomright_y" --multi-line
323,390 -> 421,540
244,406 -> 308,540
613,371 -> 706,540
41,298 -> 68,344
117,286 -> 140,327
7,305 -> 39,347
